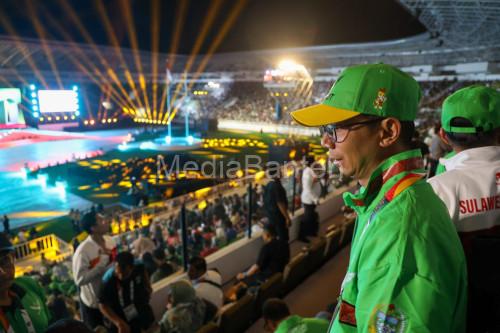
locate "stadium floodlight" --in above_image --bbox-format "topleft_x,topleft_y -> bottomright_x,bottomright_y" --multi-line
278,59 -> 300,72
276,59 -> 311,79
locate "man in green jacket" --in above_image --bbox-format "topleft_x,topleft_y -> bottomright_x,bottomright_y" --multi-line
0,233 -> 51,333
262,298 -> 329,333
291,64 -> 467,332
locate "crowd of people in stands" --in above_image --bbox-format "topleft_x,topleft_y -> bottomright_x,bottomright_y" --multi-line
2,68 -> 499,333
195,80 -> 498,127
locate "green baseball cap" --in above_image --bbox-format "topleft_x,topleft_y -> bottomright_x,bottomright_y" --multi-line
442,85 -> 500,134
291,63 -> 422,126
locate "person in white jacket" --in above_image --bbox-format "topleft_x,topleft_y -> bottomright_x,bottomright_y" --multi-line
298,156 -> 322,243
428,85 -> 500,333
72,211 -> 115,329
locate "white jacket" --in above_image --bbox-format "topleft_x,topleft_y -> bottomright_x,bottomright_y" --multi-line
428,146 -> 500,233
72,235 -> 115,308
193,270 -> 223,309
301,166 -> 321,205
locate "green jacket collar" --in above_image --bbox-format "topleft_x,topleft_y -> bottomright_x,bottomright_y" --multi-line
343,149 -> 425,214
275,315 -> 302,333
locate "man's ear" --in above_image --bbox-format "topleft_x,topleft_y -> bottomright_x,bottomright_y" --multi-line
439,128 -> 451,146
378,117 -> 401,148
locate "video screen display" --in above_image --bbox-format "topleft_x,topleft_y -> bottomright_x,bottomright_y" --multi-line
38,90 -> 78,113
0,88 -> 21,103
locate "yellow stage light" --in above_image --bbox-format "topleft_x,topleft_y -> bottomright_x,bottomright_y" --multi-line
84,120 -> 89,125
55,116 -> 60,121
90,120 -> 95,125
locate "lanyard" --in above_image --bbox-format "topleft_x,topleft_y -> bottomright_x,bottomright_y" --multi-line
117,280 -> 134,309
0,307 -> 36,333
328,197 -> 389,333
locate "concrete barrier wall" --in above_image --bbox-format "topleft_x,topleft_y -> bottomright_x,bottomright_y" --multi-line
149,182 -> 357,320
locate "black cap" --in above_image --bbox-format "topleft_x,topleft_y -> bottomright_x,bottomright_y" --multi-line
80,211 -> 97,234
0,233 -> 14,253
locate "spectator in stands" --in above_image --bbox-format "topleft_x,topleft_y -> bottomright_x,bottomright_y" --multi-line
411,130 -> 430,163
199,237 -> 218,258
141,252 -> 157,277
151,221 -> 165,249
291,64 -> 467,332
428,123 -> 450,177
131,228 -> 155,258
188,256 -> 223,309
263,168 -> 291,242
262,298 -> 329,333
224,219 -> 237,242
2,215 -> 9,235
72,211 -> 115,329
157,280 -> 206,333
428,85 -> 500,332
166,229 -> 179,247
17,228 -> 27,243
298,156 -> 321,243
0,233 -> 51,332
46,289 -> 71,322
150,248 -> 175,283
236,224 -> 289,287
99,251 -> 154,333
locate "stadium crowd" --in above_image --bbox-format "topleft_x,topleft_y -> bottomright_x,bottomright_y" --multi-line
1,67 -> 499,333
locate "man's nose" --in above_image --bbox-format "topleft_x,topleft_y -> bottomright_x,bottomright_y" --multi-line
321,133 -> 335,149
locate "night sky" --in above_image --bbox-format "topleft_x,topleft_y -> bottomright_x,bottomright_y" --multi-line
0,0 -> 425,54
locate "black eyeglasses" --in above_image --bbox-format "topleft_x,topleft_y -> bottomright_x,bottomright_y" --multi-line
320,118 -> 383,143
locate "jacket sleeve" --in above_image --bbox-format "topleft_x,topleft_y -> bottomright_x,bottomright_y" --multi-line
72,248 -> 108,287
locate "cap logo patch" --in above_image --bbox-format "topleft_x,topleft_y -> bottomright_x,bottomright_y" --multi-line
373,88 -> 387,110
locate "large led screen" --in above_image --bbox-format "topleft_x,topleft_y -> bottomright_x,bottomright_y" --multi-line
38,90 -> 78,113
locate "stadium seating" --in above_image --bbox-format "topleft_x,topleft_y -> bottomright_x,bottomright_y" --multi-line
304,237 -> 327,273
282,252 -> 309,295
324,228 -> 342,261
197,322 -> 219,333
339,219 -> 355,248
255,272 -> 283,316
218,294 -> 256,333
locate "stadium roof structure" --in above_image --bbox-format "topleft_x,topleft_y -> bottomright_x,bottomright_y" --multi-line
0,2 -> 499,85
398,0 -> 500,47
